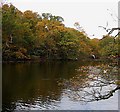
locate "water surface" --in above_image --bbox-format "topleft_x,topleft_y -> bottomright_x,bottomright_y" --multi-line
2,60 -> 119,111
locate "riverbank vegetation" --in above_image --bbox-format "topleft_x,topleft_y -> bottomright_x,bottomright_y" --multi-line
2,4 -> 119,61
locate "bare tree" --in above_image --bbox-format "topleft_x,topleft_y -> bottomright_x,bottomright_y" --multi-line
98,9 -> 120,38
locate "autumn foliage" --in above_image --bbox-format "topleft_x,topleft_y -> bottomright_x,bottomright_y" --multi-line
2,4 -> 119,61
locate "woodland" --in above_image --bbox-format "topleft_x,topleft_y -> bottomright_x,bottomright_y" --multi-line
2,4 -> 119,61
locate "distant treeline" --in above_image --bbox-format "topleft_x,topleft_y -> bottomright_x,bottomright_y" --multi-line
2,4 -> 119,61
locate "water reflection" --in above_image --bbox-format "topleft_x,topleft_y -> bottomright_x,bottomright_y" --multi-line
61,62 -> 119,102
3,61 -> 80,111
2,61 -> 119,111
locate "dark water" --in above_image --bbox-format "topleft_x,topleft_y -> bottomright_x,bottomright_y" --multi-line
2,60 -> 119,111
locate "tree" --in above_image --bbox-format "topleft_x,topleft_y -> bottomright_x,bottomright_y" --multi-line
2,3 -> 103,61
99,35 -> 118,58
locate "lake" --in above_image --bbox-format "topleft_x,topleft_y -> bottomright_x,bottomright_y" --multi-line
2,60 -> 119,111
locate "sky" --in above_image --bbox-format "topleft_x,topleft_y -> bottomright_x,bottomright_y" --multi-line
3,0 -> 119,39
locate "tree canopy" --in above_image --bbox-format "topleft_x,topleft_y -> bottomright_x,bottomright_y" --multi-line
2,4 -> 119,61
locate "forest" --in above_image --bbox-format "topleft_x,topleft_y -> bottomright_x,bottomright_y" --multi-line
1,3 -> 120,111
2,4 -> 119,61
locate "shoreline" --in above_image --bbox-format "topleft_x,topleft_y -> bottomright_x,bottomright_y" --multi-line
2,58 -> 119,63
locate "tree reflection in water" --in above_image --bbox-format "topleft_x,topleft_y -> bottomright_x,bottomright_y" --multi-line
3,61 -> 119,110
60,62 -> 120,103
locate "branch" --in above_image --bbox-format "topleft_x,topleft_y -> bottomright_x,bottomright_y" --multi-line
108,27 -> 120,35
96,86 -> 120,100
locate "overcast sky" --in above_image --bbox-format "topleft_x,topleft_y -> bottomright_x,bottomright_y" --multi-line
5,0 -> 119,39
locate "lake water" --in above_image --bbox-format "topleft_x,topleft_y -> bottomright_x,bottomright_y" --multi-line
2,60 -> 119,111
